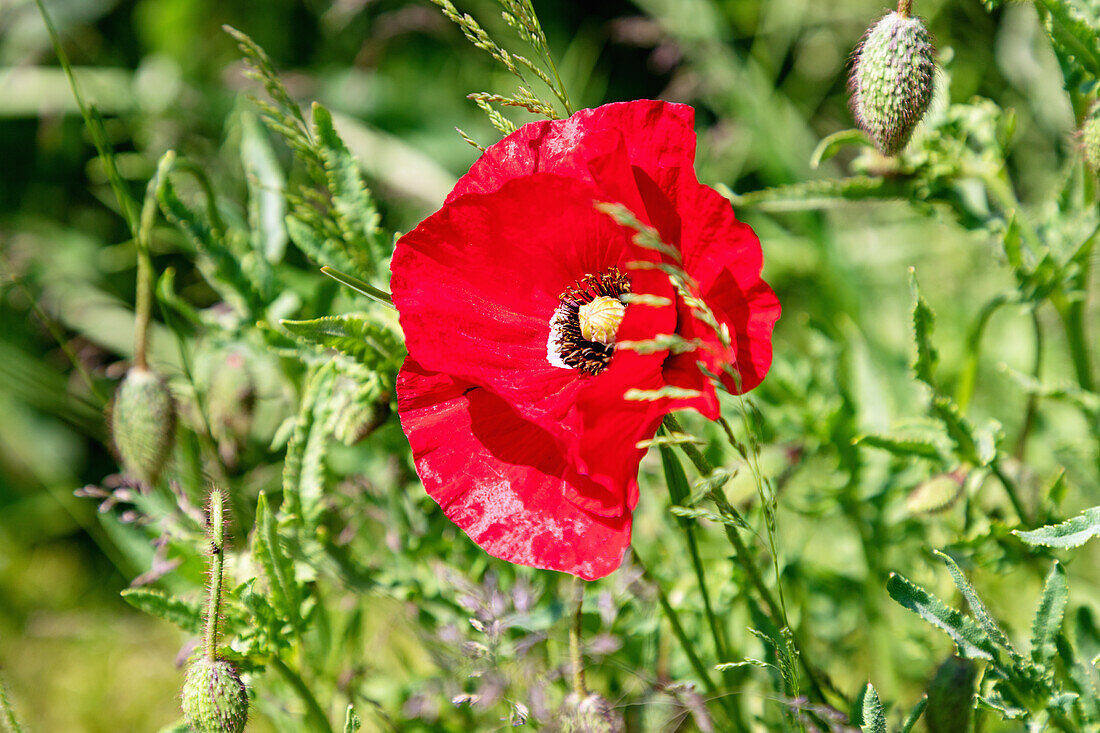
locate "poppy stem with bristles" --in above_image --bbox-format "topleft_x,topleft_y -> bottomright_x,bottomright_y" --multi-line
203,488 -> 226,661
569,577 -> 587,697
897,0 -> 912,16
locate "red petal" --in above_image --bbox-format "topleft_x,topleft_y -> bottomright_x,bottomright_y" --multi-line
397,358 -> 632,580
449,100 -> 697,203
637,169 -> 780,407
391,172 -> 676,431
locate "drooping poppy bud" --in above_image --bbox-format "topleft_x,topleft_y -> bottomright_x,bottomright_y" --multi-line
181,657 -> 249,733
110,366 -> 177,484
850,6 -> 936,156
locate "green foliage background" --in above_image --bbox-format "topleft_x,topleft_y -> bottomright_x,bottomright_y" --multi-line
1,0 -> 1098,730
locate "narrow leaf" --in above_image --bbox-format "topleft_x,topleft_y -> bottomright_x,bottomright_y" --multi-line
1014,506 -> 1100,548
934,550 -> 1023,662
252,491 -> 302,628
887,572 -> 995,660
120,588 -> 203,633
859,683 -> 887,733
900,696 -> 928,733
1031,561 -> 1068,665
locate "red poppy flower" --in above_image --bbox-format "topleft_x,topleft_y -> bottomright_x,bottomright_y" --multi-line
391,100 -> 779,580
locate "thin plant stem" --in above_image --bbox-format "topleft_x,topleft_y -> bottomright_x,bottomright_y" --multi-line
569,577 -> 587,697
204,489 -> 226,659
630,548 -> 719,696
1,252 -> 108,405
270,655 -> 335,733
133,177 -> 160,370
1014,308 -> 1043,460
991,459 -> 1031,526
33,0 -> 138,235
897,0 -> 913,16
662,413 -> 832,706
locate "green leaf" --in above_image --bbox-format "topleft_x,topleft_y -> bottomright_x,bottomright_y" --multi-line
1036,0 -> 1100,80
281,314 -> 402,374
1014,506 -> 1100,548
282,363 -> 338,527
343,705 -> 361,733
120,588 -> 203,633
240,110 -> 288,263
1031,562 -> 1068,665
910,270 -> 939,387
855,433 -> 943,460
900,696 -> 928,733
660,445 -> 692,521
934,550 -> 1024,662
858,682 -> 887,733
158,172 -> 258,315
252,491 -> 302,629
887,572 -> 995,660
312,103 -> 383,266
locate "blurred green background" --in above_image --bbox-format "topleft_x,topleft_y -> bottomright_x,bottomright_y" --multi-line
0,0 -> 1091,729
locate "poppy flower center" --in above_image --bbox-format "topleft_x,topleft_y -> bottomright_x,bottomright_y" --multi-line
546,268 -> 631,376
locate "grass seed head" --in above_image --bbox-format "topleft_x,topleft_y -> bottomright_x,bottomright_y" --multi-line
850,10 -> 936,156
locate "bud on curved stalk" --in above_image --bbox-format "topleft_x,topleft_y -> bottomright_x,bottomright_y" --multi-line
182,489 -> 248,733
110,366 -> 177,485
1081,102 -> 1100,174
849,1 -> 936,156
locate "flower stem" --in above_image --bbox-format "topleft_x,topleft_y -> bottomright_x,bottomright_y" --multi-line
270,655 -> 335,733
662,413 -> 832,705
897,0 -> 913,16
630,548 -> 718,696
133,175 -> 160,370
569,577 -> 587,697
1013,309 -> 1043,460
203,489 -> 226,660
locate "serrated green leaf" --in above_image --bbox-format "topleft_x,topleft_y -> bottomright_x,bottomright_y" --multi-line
858,682 -> 887,733
312,103 -> 383,267
158,172 -> 258,315
281,314 -> 402,374
935,550 -> 1024,663
252,491 -> 302,629
286,213 -> 356,273
1014,506 -> 1100,548
120,588 -> 203,634
855,433 -> 943,460
1031,562 -> 1069,665
343,705 -> 362,733
910,270 -> 938,387
282,363 -> 338,526
887,572 -> 995,660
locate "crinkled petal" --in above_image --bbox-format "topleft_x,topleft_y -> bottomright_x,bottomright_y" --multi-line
397,358 -> 631,579
448,100 -> 697,203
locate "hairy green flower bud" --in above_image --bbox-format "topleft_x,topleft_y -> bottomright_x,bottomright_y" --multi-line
1081,102 -> 1100,173
906,472 -> 964,515
850,9 -> 936,156
110,366 -> 177,484
559,693 -> 622,733
181,658 -> 248,733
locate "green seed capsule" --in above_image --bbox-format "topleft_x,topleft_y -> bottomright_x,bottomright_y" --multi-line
850,10 -> 936,156
110,367 -> 177,484
181,658 -> 249,733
